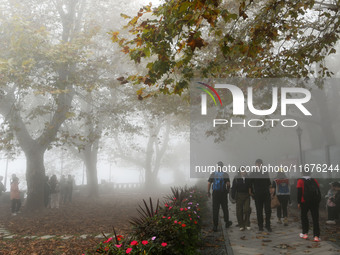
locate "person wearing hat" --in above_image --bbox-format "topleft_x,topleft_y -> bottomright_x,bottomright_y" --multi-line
207,161 -> 232,232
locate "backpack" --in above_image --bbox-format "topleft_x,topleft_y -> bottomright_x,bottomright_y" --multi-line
212,172 -> 226,191
303,178 -> 320,203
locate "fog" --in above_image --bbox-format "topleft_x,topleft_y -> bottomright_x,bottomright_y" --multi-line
0,0 -> 339,212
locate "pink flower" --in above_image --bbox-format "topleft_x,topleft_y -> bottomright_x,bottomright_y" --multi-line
174,220 -> 177,224
167,216 -> 171,219
104,237 -> 113,243
180,208 -> 184,211
190,218 -> 192,220
130,240 -> 138,245
142,240 -> 148,245
161,242 -> 167,247
115,244 -> 122,248
152,236 -> 156,241
126,247 -> 132,254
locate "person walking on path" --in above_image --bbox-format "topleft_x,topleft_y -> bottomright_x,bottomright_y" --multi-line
297,170 -> 321,242
272,171 -> 290,226
231,168 -> 252,231
10,175 -> 21,216
207,161 -> 232,232
250,159 -> 272,232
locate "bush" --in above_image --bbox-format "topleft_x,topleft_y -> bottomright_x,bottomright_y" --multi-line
84,186 -> 207,255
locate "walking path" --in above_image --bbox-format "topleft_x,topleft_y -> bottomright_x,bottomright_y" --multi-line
222,200 -> 340,255
0,222 -> 109,240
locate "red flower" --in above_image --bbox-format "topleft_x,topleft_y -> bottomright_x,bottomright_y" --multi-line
142,240 -> 148,245
194,221 -> 198,224
161,242 -> 167,247
130,240 -> 138,245
182,224 -> 186,227
190,218 -> 192,220
178,221 -> 181,224
126,247 -> 132,254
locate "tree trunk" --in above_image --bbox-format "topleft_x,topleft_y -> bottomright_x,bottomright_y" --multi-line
24,145 -> 46,210
83,143 -> 99,197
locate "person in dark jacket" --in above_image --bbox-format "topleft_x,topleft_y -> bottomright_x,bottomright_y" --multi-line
297,170 -> 321,242
207,161 -> 232,232
231,168 -> 252,230
250,159 -> 272,232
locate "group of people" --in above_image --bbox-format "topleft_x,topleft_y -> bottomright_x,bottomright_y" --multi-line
0,173 -> 75,214
207,159 -> 325,242
44,174 -> 74,209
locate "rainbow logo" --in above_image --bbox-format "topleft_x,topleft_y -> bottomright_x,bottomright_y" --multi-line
196,82 -> 223,106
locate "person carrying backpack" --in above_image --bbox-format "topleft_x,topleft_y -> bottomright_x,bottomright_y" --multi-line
207,161 -> 232,232
297,170 -> 321,242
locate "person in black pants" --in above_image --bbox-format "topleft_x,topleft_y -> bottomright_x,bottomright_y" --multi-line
297,171 -> 321,242
272,171 -> 290,226
207,161 -> 232,232
250,159 -> 272,232
231,168 -> 252,230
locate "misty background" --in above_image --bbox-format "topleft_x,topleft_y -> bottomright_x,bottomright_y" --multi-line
0,0 -> 339,210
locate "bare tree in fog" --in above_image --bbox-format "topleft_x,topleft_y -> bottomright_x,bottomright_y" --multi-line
113,93 -> 189,189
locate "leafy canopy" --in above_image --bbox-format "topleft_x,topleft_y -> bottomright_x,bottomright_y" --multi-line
111,0 -> 340,96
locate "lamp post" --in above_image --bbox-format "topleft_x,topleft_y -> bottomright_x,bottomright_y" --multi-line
296,126 -> 303,165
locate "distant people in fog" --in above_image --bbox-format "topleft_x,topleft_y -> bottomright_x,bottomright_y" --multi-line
49,175 -> 60,209
44,176 -> 51,208
325,182 -> 338,225
0,176 -> 6,196
10,175 -> 21,216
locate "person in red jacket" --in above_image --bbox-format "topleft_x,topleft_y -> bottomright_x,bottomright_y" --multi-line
297,170 -> 321,242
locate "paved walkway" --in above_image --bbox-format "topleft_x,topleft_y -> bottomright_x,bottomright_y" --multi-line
222,200 -> 340,255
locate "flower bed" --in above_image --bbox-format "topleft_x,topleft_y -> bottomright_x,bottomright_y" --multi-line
84,186 -> 207,255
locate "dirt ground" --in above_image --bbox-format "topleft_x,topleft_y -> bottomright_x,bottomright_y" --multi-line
0,190 -> 168,255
